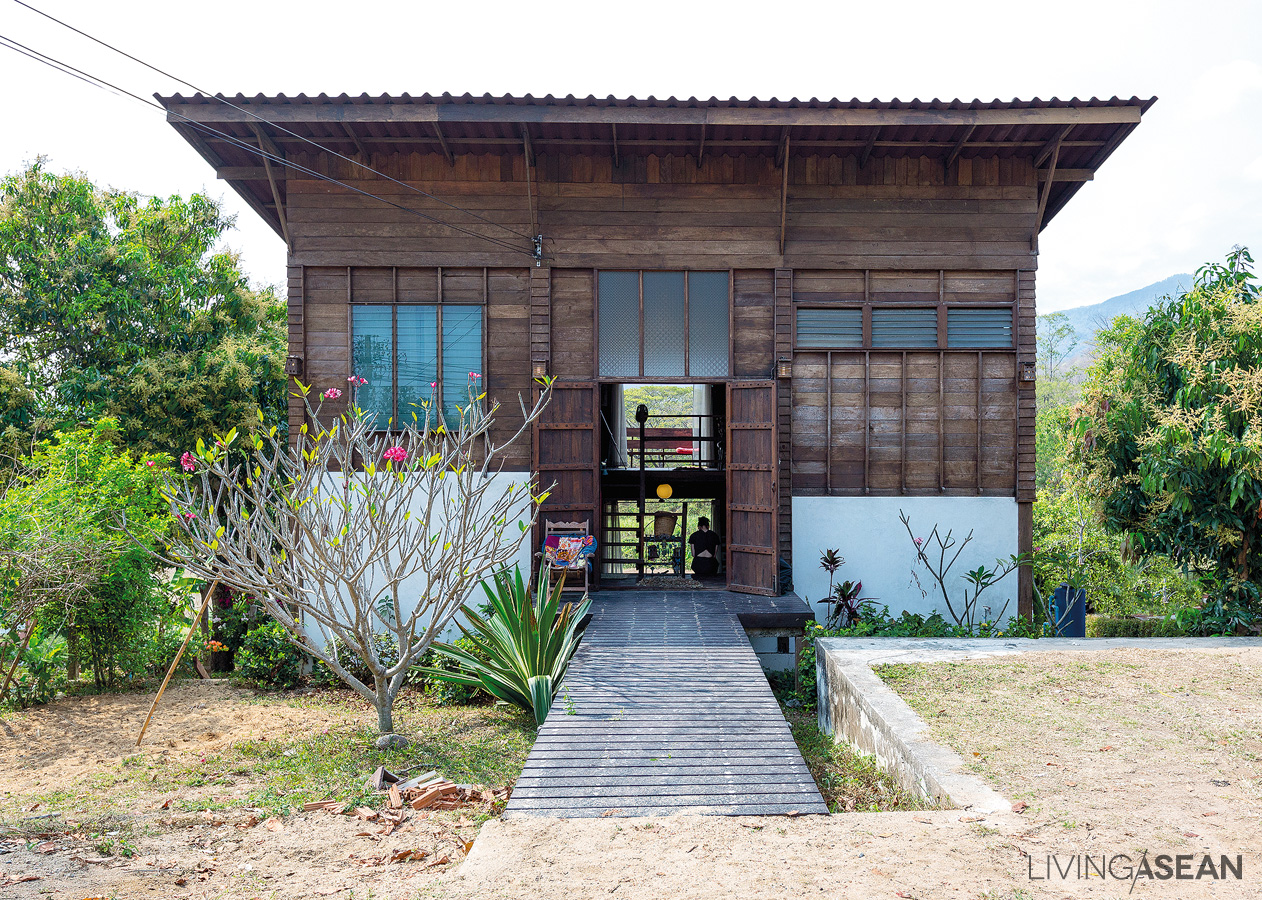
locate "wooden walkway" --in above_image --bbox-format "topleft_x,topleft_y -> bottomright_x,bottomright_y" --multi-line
504,590 -> 829,817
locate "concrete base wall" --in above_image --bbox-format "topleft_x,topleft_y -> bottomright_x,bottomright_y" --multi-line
307,471 -> 535,646
791,496 -> 1019,624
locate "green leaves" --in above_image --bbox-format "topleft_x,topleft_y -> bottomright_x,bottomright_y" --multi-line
1073,248 -> 1262,626
419,564 -> 590,726
0,161 -> 288,458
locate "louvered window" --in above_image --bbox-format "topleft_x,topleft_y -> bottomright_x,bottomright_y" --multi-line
947,308 -> 1013,348
795,308 -> 863,348
871,308 -> 938,348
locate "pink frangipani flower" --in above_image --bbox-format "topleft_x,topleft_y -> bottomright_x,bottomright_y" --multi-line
914,537 -> 923,547
383,446 -> 408,464
323,387 -> 343,400
469,371 -> 481,379
145,460 -> 156,467
347,375 -> 367,386
180,451 -> 195,472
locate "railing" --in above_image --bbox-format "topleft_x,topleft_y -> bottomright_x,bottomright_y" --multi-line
622,414 -> 724,470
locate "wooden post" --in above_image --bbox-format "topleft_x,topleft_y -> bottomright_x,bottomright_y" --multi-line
136,580 -> 219,747
0,619 -> 35,701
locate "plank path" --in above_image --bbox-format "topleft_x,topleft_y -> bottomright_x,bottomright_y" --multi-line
505,590 -> 829,817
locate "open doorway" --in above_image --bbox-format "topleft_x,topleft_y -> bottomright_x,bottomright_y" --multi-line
597,383 -> 726,587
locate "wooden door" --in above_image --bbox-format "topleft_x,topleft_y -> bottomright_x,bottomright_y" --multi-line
533,382 -> 600,560
726,381 -> 779,595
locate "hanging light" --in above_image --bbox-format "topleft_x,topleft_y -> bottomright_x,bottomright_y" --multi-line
777,357 -> 793,379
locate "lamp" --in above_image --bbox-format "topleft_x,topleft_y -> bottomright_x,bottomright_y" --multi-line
532,361 -> 548,379
656,483 -> 673,500
777,357 -> 793,379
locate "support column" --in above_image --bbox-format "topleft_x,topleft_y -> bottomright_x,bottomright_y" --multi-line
774,268 -> 793,580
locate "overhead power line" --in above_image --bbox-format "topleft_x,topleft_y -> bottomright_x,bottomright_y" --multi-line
0,32 -> 537,260
12,0 -> 534,244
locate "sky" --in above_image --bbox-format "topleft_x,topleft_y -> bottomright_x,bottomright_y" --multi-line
0,0 -> 1259,314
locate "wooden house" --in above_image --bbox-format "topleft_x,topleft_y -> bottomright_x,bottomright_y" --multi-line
159,93 -> 1153,619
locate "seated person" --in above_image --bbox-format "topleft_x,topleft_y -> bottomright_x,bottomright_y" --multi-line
688,517 -> 720,577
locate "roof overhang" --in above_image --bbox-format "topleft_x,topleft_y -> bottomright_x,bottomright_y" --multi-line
157,93 -> 1155,240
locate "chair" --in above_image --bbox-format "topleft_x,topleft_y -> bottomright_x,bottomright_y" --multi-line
540,520 -> 596,593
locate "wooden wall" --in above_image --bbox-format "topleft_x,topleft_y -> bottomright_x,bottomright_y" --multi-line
789,269 -> 1024,498
281,151 -> 1038,272
282,148 -> 1039,585
288,264 -> 532,470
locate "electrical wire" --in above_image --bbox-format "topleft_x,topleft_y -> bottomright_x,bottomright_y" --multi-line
11,0 -> 535,243
0,33 -> 537,259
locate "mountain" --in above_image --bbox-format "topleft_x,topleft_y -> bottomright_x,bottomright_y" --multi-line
1048,273 -> 1194,346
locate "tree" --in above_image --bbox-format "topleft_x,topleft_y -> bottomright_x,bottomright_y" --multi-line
1074,248 -> 1262,631
160,379 -> 553,734
0,160 -> 287,457
0,419 -> 170,689
1037,311 -> 1078,381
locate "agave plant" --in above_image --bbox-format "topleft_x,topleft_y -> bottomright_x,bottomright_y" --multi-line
420,565 -> 590,725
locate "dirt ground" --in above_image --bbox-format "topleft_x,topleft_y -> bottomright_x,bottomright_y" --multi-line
1,649 -> 1261,899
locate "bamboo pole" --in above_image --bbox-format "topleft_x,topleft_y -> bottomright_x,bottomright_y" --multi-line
0,619 -> 35,701
136,579 -> 219,747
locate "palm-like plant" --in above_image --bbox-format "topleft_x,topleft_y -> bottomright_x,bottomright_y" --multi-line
421,565 -> 590,725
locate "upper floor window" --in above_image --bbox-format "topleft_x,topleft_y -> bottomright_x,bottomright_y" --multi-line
598,271 -> 730,378
352,304 -> 483,428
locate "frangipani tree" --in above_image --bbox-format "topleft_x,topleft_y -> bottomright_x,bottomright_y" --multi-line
160,376 -> 553,734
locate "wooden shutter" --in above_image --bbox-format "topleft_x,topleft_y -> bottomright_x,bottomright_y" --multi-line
726,381 -> 779,595
533,382 -> 600,547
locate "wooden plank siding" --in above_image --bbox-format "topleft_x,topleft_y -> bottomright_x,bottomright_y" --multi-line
279,146 -> 1039,599
280,151 -> 1038,271
789,268 -> 1025,497
288,263 -> 533,470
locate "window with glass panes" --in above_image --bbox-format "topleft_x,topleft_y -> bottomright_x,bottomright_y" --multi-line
351,305 -> 483,428
597,271 -> 729,378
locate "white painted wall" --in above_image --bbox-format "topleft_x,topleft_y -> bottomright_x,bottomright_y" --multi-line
304,471 -> 536,647
791,497 -> 1019,626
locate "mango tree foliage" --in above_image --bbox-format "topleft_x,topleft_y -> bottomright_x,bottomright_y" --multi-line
0,161 -> 286,457
0,419 -> 171,688
160,380 -> 553,734
1074,249 -> 1262,630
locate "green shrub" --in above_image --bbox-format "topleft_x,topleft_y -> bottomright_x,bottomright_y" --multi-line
421,565 -> 590,725
1085,614 -> 1185,638
236,620 -> 304,689
419,636 -> 489,706
311,631 -> 400,688
1,628 -> 66,708
143,600 -> 209,677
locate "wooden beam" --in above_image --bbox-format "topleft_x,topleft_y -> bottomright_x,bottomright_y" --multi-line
944,124 -> 977,169
200,133 -> 1111,153
775,127 -> 790,168
164,102 -> 1147,128
251,125 -> 291,251
521,123 -> 534,168
697,122 -> 706,168
858,126 -> 879,169
340,122 -> 369,158
611,123 -> 619,167
779,133 -> 790,255
173,122 -> 280,239
1032,141 -> 1061,250
1035,168 -> 1094,182
431,122 -> 455,166
1034,125 -> 1074,168
1041,120 -> 1141,227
